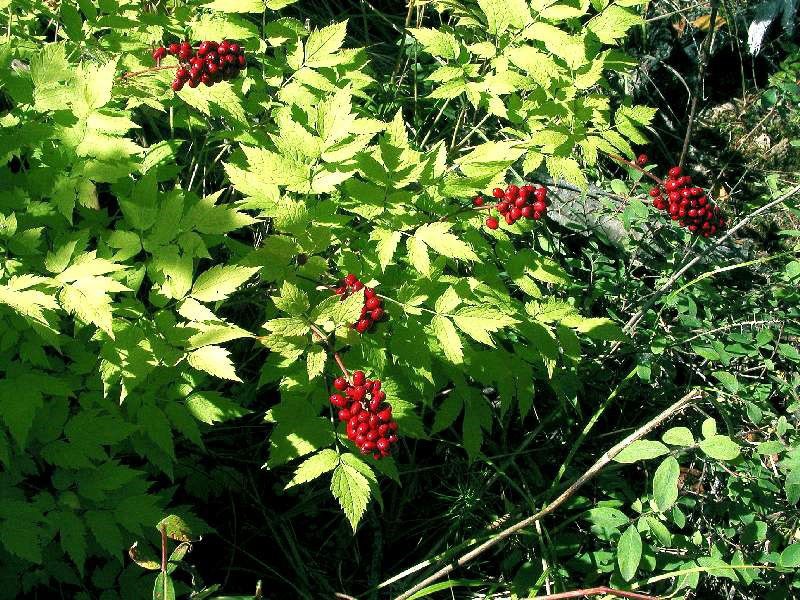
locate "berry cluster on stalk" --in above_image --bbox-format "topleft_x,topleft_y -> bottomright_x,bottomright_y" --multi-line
151,40 -> 246,91
334,273 -> 385,334
648,166 -> 726,237
330,371 -> 399,459
476,184 -> 550,230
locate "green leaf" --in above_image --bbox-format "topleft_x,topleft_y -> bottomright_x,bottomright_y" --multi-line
85,510 -> 124,559
617,524 -> 642,582
285,449 -> 339,489
330,460 -> 371,531
452,306 -> 518,347
372,228 -> 402,271
574,317 -> 626,341
271,281 -> 310,316
613,440 -> 670,463
652,456 -> 680,512
463,394 -> 492,462
153,573 -> 176,600
0,518 -> 42,563
0,381 -> 43,449
191,265 -> 259,303
712,371 -> 739,393
662,427 -> 695,447
306,345 -> 326,381
432,315 -> 463,364
187,345 -> 242,381
408,28 -> 460,59
415,223 -> 479,262
157,515 -> 193,542
305,21 -> 348,67
185,392 -> 249,424
701,417 -> 717,438
780,543 -> 800,568
202,0 -> 265,11
587,5 -> 644,44
406,236 -> 431,276
698,435 -> 740,461
478,0 -> 511,35
56,511 -> 87,574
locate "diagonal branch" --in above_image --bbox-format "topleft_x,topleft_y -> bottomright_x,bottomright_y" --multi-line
393,389 -> 700,600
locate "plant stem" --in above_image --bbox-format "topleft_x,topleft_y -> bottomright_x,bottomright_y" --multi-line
393,389 -> 700,600
679,0 -> 720,167
603,151 -> 663,186
530,587 -> 658,600
307,321 -> 350,380
118,64 -> 176,80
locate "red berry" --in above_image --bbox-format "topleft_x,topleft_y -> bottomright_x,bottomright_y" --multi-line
171,79 -> 184,91
365,297 -> 381,310
521,206 -> 534,218
377,438 -> 390,451
230,43 -> 240,54
533,201 -> 546,212
510,207 -> 522,220
338,409 -> 351,422
176,67 -> 189,80
371,307 -> 384,321
152,47 -> 167,61
636,153 -> 648,166
330,393 -> 346,407
353,371 -> 366,386
334,377 -> 347,391
473,196 -> 484,206
345,273 -> 358,286
668,166 -> 682,178
485,217 -> 499,230
168,42 -> 180,54
238,54 -> 247,67
378,408 -> 392,422
649,187 -> 661,197
492,187 -> 504,198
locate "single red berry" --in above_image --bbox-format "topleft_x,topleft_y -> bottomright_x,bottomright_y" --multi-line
473,196 -> 484,207
636,153 -> 648,167
485,217 -> 499,230
371,307 -> 384,321
188,78 -> 200,88
345,273 -> 358,286
534,188 -> 547,201
377,438 -> 390,451
533,201 -> 546,212
176,67 -> 189,80
201,74 -> 212,86
152,46 -> 167,62
333,377 -> 347,391
505,214 -> 515,225
521,206 -> 534,218
207,63 -> 219,75
168,42 -> 180,54
238,54 -> 247,67
356,319 -> 371,333
218,40 -> 230,55
492,187 -> 504,199
506,184 -> 520,199
230,43 -> 240,54
510,207 -> 523,220
649,187 -> 661,197
365,297 -> 381,310
668,166 -> 682,178
338,409 -> 351,422
171,78 -> 184,91
353,371 -> 366,386
496,201 -> 509,213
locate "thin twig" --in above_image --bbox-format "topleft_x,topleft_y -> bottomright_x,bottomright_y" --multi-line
603,152 -> 663,186
393,390 -> 700,600
308,322 -> 350,380
527,586 -> 659,599
679,0 -> 720,167
118,64 -> 175,80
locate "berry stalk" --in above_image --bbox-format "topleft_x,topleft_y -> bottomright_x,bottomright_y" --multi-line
307,321 -> 350,380
603,151 -> 663,185
118,64 -> 178,80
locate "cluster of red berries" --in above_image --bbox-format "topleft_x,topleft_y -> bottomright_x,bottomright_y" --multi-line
334,274 -> 385,334
648,166 -> 726,237
476,184 -> 550,230
330,371 -> 399,459
151,40 -> 246,91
